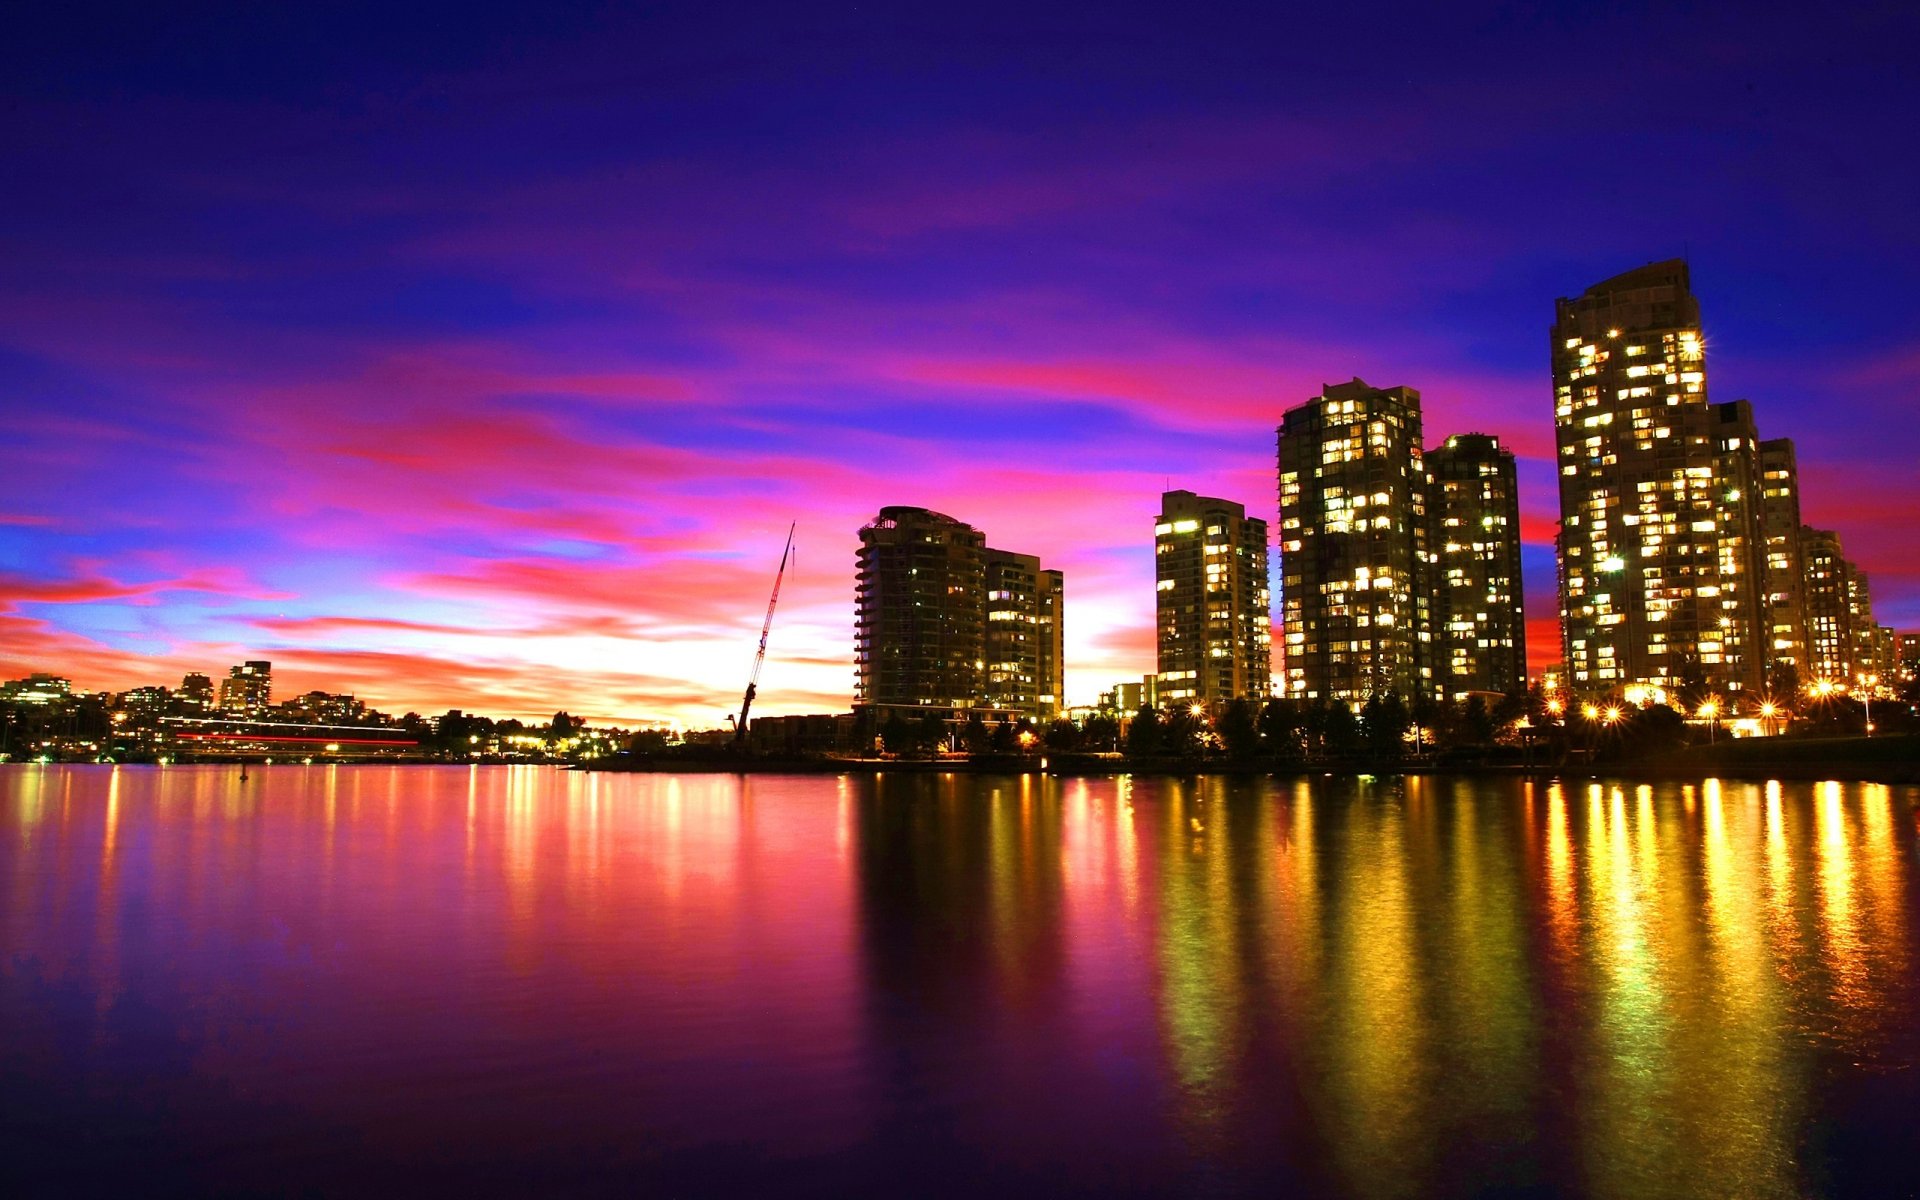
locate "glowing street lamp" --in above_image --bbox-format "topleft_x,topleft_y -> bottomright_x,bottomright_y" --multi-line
1758,699 -> 1779,737
1857,673 -> 1879,735
1698,698 -> 1719,744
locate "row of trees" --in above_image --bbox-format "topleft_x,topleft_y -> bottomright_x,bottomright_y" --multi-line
866,679 -> 1919,763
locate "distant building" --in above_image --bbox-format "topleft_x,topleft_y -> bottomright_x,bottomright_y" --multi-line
1896,633 -> 1920,685
1551,261 -> 1767,697
218,661 -> 272,715
746,713 -> 858,754
855,506 -> 1063,720
1099,677 -> 1158,714
119,685 -> 174,713
176,673 -> 215,709
1,674 -> 72,705
1427,433 -> 1528,699
1277,379 -> 1432,704
1154,490 -> 1271,710
982,549 -> 1066,720
282,690 -> 368,725
1801,527 -> 1869,686
1756,438 -> 1809,678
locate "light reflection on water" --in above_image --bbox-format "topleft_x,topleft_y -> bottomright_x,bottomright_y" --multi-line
1,764 -> 1916,1197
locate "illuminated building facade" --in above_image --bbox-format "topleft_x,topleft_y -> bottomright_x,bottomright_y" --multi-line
1154,490 -> 1271,709
983,549 -> 1065,720
1800,526 -> 1880,686
1756,438 -> 1808,676
217,660 -> 272,714
0,674 -> 72,705
1896,633 -> 1920,685
856,507 -> 1064,719
1551,261 -> 1766,697
176,672 -> 215,710
856,507 -> 986,711
1277,379 -> 1433,703
1427,433 -> 1527,698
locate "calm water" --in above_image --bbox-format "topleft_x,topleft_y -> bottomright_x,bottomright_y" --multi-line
3,766 -> 1918,1198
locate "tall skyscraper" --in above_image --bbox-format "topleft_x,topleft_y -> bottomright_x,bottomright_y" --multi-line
855,506 -> 1064,719
218,660 -> 272,714
1154,489 -> 1271,709
983,549 -> 1066,720
1756,438 -> 1809,679
1427,433 -> 1528,698
1277,379 -> 1434,703
1551,261 -> 1765,698
856,507 -> 985,712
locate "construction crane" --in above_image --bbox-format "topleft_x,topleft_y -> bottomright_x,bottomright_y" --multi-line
732,523 -> 795,746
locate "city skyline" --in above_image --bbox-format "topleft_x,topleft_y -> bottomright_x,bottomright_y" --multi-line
4,4 -> 1919,724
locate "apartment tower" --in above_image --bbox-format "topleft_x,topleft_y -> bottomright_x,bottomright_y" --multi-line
1756,438 -> 1809,680
983,549 -> 1066,720
855,507 -> 986,711
1551,261 -> 1765,697
1427,433 -> 1528,698
1154,490 -> 1271,709
1277,379 -> 1434,704
217,661 -> 272,715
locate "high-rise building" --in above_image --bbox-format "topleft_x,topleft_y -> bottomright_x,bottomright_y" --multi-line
1277,379 -> 1433,704
1427,433 -> 1528,698
855,507 -> 1064,720
1154,489 -> 1271,709
176,672 -> 215,709
1847,569 -> 1880,684
1551,261 -> 1765,698
1800,526 -> 1873,687
1036,567 -> 1064,718
218,661 -> 272,714
1895,633 -> 1920,685
982,549 -> 1066,720
1756,438 -> 1808,679
856,508 -> 986,712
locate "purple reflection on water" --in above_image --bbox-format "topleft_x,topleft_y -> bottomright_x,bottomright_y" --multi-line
2,766 -> 1917,1196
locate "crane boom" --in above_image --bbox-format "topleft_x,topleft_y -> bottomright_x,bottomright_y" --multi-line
733,523 -> 795,745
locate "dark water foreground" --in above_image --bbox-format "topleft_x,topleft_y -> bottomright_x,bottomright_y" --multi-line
3,766 -> 1917,1199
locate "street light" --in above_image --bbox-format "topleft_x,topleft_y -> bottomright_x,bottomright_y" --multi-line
1698,699 -> 1719,744
1857,673 -> 1878,736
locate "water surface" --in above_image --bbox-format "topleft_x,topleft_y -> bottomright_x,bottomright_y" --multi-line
3,766 -> 1917,1197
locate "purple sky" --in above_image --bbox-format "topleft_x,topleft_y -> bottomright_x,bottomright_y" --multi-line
3,2 -> 1916,722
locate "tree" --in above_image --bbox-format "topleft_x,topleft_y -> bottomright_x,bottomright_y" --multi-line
1125,706 -> 1161,757
881,712 -> 912,755
1081,713 -> 1120,752
916,711 -> 949,756
1043,719 -> 1081,752
1767,660 -> 1801,702
962,711 -> 991,754
1362,692 -> 1409,757
1160,709 -> 1201,757
1259,698 -> 1305,760
628,729 -> 670,754
1321,699 -> 1361,756
1219,698 -> 1261,759
1460,695 -> 1497,746
991,715 -> 1019,754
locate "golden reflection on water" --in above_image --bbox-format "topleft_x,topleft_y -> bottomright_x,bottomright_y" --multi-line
1,767 -> 1916,1197
1303,780 -> 1429,1197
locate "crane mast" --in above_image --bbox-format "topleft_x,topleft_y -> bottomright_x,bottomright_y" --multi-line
734,524 -> 795,746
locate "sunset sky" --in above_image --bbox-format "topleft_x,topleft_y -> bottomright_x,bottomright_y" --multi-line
4,2 -> 1917,724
